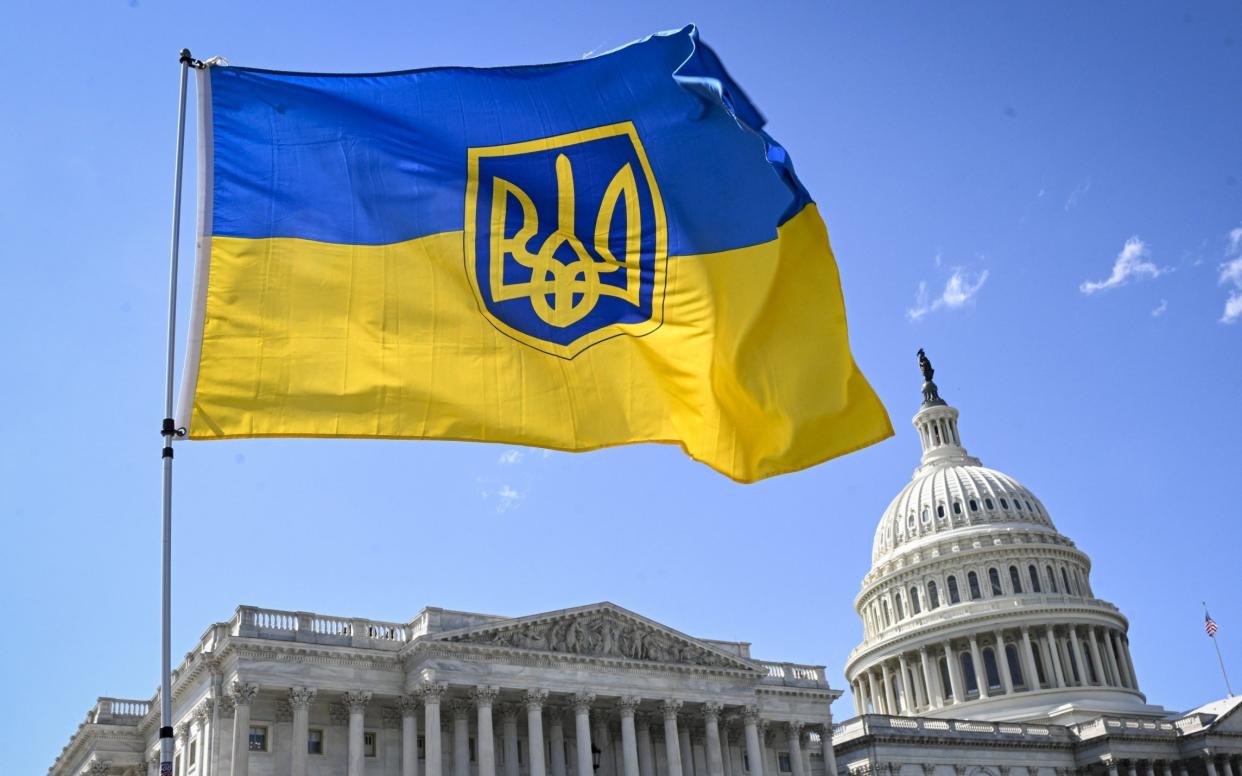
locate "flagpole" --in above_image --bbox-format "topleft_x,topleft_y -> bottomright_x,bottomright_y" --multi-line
1205,602 -> 1234,698
159,47 -> 196,776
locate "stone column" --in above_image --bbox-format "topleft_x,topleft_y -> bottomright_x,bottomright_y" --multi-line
662,701 -> 685,776
526,690 -> 549,776
230,682 -> 259,776
345,691 -> 372,776
861,673 -> 876,713
595,718 -> 613,776
289,687 -> 316,776
690,732 -> 707,776
423,683 -> 448,776
176,722 -> 191,776
818,724 -> 837,776
1112,631 -> 1134,689
1122,635 -> 1141,690
880,666 -> 896,714
994,631 -> 1014,694
918,649 -> 940,709
398,694 -> 420,776
944,641 -> 965,704
1086,630 -> 1106,685
474,689 -> 499,776
1045,628 -> 1066,687
785,723 -> 804,776
850,682 -> 862,716
1020,627 -> 1039,690
1106,761 -> 1119,776
740,707 -> 763,776
1144,762 -> 1157,776
1206,757 -> 1220,776
501,704 -> 520,776
968,635 -> 988,696
1068,627 -> 1089,687
678,723 -> 694,776
702,704 -> 724,776
1101,629 -> 1122,687
194,700 -> 215,776
617,698 -> 641,776
1221,757 -> 1236,776
637,714 -> 656,776
896,655 -> 912,712
572,694 -> 595,776
452,700 -> 472,776
719,723 -> 734,776
548,706 -> 567,776
911,657 -> 928,710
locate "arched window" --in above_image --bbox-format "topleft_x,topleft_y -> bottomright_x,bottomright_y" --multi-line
1000,498 -> 1009,509
1029,565 -> 1042,593
882,600 -> 891,627
1061,568 -> 1074,595
1009,565 -> 1023,594
985,498 -> 995,510
928,580 -> 940,610
983,648 -> 1002,690
947,575 -> 961,604
1015,499 -> 1023,510
1006,644 -> 1025,688
961,653 -> 979,694
894,592 -> 905,620
909,587 -> 922,615
933,425 -> 941,444
1046,565 -> 1057,593
988,568 -> 1003,596
968,571 -> 982,600
953,501 -> 962,515
939,658 -> 953,700
969,499 -> 978,512
937,504 -> 945,519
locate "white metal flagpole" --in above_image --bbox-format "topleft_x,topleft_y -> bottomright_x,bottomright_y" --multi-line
1204,602 -> 1234,698
159,47 -> 197,776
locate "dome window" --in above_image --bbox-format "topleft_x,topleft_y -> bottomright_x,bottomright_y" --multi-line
988,568 -> 1003,596
920,507 -> 928,521
1026,500 -> 1034,512
982,647 -> 1002,690
1028,564 -> 1042,593
1000,498 -> 1009,509
1061,567 -> 1074,595
952,501 -> 962,515
947,575 -> 961,604
1047,565 -> 1058,593
1009,565 -> 1023,593
936,505 -> 945,519
961,653 -> 980,695
985,498 -> 995,510
882,600 -> 891,627
1015,499 -> 1023,510
967,571 -> 982,600
969,499 -> 978,511
1006,644 -> 1026,688
894,593 -> 905,620
909,587 -> 921,615
927,581 -> 940,610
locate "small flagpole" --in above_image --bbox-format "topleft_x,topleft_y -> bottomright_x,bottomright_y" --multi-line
158,47 -> 196,776
1204,602 -> 1234,698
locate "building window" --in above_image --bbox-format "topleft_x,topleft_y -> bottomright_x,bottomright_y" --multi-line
928,581 -> 940,610
939,657 -> 953,700
1033,647 -> 1048,687
961,653 -> 979,695
937,504 -> 945,518
1047,565 -> 1058,593
189,741 -> 197,767
1009,565 -> 1023,594
1006,644 -> 1025,687
988,568 -> 1003,596
967,571 -> 982,600
1000,498 -> 1009,509
778,753 -> 792,773
909,587 -> 921,615
894,592 -> 905,620
309,729 -> 324,755
969,499 -> 978,512
418,736 -> 426,760
364,731 -> 377,758
249,725 -> 269,753
982,648 -> 1002,690
518,739 -> 525,765
174,754 -> 182,776
985,498 -> 995,510
1015,499 -> 1023,510
882,600 -> 891,627
1061,568 -> 1073,595
1028,565 -> 1042,593
471,737 -> 477,762
743,752 -> 751,773
952,501 -> 962,515
1083,642 -> 1099,684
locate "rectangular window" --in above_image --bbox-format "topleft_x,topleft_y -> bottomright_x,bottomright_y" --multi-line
174,754 -> 182,776
364,731 -> 378,757
743,752 -> 751,773
518,740 -> 525,765
419,735 -> 426,760
189,740 -> 197,767
470,737 -> 477,762
249,725 -> 269,752
778,753 -> 792,773
308,729 -> 324,755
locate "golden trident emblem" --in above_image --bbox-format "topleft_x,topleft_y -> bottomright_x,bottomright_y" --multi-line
488,152 -> 642,328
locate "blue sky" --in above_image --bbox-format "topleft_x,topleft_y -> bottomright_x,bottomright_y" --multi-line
3,2 -> 1241,772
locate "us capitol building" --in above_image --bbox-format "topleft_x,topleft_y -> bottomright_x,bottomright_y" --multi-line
49,355 -> 1242,776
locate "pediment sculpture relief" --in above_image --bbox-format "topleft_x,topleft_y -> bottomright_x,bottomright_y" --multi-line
447,611 -> 738,668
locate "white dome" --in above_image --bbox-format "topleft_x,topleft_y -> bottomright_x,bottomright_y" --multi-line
871,463 -> 1054,565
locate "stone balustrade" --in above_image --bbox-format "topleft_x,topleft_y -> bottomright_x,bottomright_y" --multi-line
757,662 -> 828,688
90,697 -> 151,724
232,605 -> 411,650
832,713 -> 1070,745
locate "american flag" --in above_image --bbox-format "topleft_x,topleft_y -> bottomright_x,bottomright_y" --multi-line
1206,611 -> 1219,638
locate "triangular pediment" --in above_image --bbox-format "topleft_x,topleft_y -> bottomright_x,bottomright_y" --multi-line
429,603 -> 758,671
1207,697 -> 1242,732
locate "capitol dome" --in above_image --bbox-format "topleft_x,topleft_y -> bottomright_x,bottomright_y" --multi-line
843,352 -> 1166,725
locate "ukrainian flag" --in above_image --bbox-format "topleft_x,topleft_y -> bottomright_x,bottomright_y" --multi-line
177,26 -> 891,482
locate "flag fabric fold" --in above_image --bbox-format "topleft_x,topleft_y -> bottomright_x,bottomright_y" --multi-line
176,25 -> 892,482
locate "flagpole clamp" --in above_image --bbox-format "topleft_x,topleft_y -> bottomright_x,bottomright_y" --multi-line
179,49 -> 206,70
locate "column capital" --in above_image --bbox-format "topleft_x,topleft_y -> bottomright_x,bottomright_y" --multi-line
618,696 -> 642,716
473,685 -> 501,708
86,760 -> 111,776
451,699 -> 473,721
289,686 -> 317,709
398,693 -> 421,717
525,688 -> 549,710
702,702 -> 723,722
661,699 -> 683,720
787,720 -> 804,736
230,681 -> 259,707
344,690 -> 373,712
175,721 -> 191,741
499,702 -> 522,722
741,705 -> 762,724
573,692 -> 596,712
420,681 -> 449,705
194,698 -> 214,723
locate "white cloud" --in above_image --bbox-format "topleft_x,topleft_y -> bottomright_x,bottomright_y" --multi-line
1151,299 -> 1168,317
497,485 -> 521,513
1065,178 -> 1092,211
1080,236 -> 1164,295
1219,251 -> 1242,324
1229,227 -> 1242,256
497,449 -> 524,465
907,268 -> 989,321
